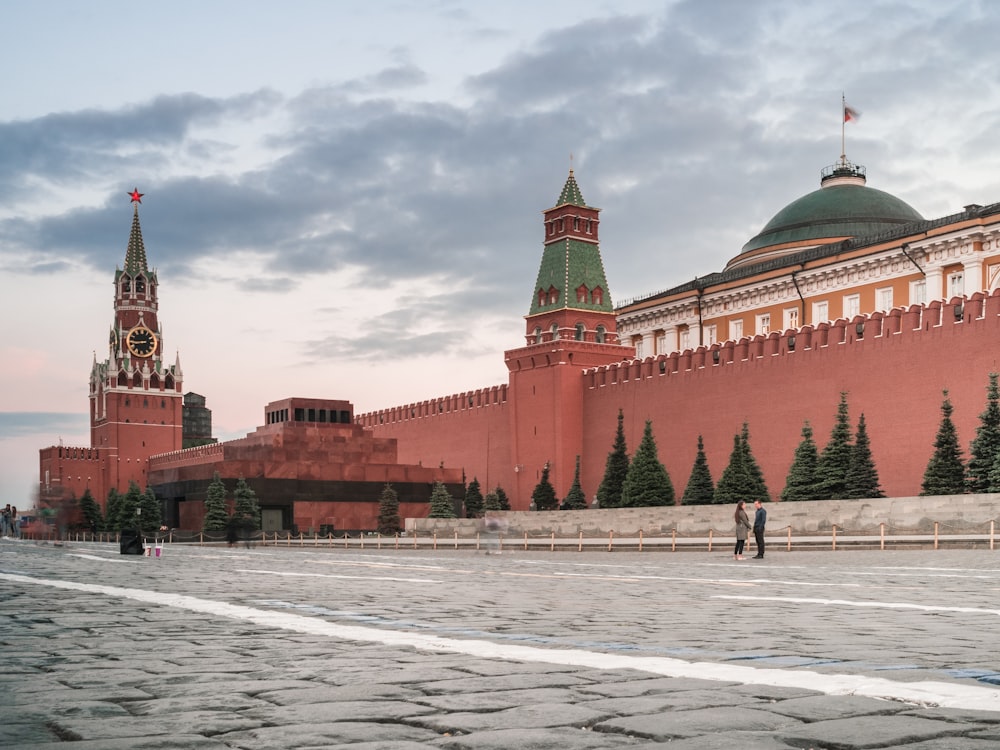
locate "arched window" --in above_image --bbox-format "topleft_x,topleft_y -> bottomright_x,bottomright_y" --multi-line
592,287 -> 604,306
550,323 -> 560,341
575,323 -> 585,341
539,289 -> 547,307
576,284 -> 589,303
136,276 -> 146,294
596,325 -> 606,343
122,278 -> 131,293
547,286 -> 559,305
534,327 -> 542,344
573,217 -> 580,231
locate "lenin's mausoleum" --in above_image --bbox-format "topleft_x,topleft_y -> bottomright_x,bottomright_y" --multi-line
39,149 -> 1000,532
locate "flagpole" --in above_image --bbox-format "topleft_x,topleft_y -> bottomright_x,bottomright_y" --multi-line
841,93 -> 846,161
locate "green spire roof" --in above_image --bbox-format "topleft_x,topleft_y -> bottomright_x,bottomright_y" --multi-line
557,169 -> 587,207
528,238 -> 613,316
123,203 -> 148,274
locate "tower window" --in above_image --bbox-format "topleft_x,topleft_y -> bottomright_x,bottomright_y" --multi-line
592,287 -> 603,306
573,217 -> 580,231
539,289 -> 547,307
576,284 -> 589,303
534,326 -> 542,344
596,325 -> 606,344
557,219 -> 564,232
586,220 -> 592,234
551,323 -> 560,341
575,323 -> 585,340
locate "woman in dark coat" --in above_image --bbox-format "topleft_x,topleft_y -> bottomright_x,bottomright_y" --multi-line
734,500 -> 751,560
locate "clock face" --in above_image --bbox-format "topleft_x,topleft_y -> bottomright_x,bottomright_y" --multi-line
126,326 -> 157,357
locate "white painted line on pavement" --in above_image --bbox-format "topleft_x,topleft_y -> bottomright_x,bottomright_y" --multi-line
2,572 -> 999,712
237,568 -> 443,583
714,594 -> 1000,616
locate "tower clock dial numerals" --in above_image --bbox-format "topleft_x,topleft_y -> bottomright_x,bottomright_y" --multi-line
126,326 -> 157,357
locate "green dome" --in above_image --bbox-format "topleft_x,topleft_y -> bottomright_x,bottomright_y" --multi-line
731,163 -> 924,269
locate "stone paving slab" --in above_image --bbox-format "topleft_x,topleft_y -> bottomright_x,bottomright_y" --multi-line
595,705 -> 804,740
778,714 -> 986,748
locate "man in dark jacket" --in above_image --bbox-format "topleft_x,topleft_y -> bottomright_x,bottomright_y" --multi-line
752,499 -> 767,559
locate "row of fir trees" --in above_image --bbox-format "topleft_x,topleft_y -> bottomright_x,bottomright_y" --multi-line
78,480 -> 162,533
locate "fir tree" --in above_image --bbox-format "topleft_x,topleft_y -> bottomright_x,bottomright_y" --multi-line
846,413 -> 884,499
483,490 -> 502,511
681,435 -> 714,505
202,472 -> 229,531
494,486 -> 511,511
921,391 -> 967,496
620,420 -> 674,506
967,373 -> 1000,493
139,486 -> 162,532
118,481 -> 143,530
78,488 -> 103,532
376,483 -> 401,535
781,422 -> 820,501
739,423 -> 770,502
104,488 -> 123,532
232,477 -> 261,529
531,464 -> 558,510
464,477 -> 484,518
596,409 -> 629,508
428,481 -> 457,518
714,434 -> 747,504
815,393 -> 853,500
561,456 -> 588,510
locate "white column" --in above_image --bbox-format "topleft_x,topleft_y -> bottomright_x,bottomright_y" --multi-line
963,256 -> 984,296
925,266 -> 943,302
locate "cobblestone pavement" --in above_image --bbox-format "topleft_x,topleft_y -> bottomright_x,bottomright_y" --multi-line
2,540 -> 1000,749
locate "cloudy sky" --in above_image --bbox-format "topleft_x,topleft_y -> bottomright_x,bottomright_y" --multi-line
2,0 -> 1000,508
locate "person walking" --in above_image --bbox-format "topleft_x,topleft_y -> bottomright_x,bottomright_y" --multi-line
733,500 -> 751,560
751,499 -> 767,559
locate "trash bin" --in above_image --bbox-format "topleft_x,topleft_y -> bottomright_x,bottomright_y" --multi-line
120,528 -> 144,555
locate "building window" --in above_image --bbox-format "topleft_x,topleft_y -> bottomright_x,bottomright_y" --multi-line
756,313 -> 770,335
573,217 -> 580,231
534,326 -> 542,344
948,271 -> 964,300
585,220 -> 592,234
574,323 -> 584,340
551,323 -> 559,341
730,319 -> 743,340
843,294 -> 860,319
632,335 -> 644,358
783,308 -> 799,331
813,300 -> 829,324
705,324 -> 717,345
678,327 -> 691,351
654,329 -> 666,354
876,287 -> 894,312
595,325 -> 606,343
592,287 -> 603,305
989,264 -> 1000,292
577,285 -> 588,303
910,280 -> 927,305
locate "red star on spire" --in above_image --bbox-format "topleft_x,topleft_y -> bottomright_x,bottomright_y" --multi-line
128,188 -> 144,204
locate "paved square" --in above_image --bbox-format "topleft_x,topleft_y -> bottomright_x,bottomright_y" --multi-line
2,541 -> 1000,748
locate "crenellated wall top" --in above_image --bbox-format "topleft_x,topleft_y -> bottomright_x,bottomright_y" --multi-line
356,383 -> 509,428
587,290 -> 1000,384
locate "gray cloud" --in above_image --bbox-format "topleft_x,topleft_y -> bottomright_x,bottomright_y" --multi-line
3,2 -> 999,366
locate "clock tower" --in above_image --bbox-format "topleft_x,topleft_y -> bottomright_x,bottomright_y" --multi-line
89,189 -> 184,496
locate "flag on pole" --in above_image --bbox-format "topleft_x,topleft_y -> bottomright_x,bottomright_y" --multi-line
844,104 -> 861,123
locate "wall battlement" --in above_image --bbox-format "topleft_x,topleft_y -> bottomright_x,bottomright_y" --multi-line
356,383 -> 508,428
584,292 -> 998,388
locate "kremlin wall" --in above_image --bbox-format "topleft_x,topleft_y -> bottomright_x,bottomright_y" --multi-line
360,292 -> 1000,508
